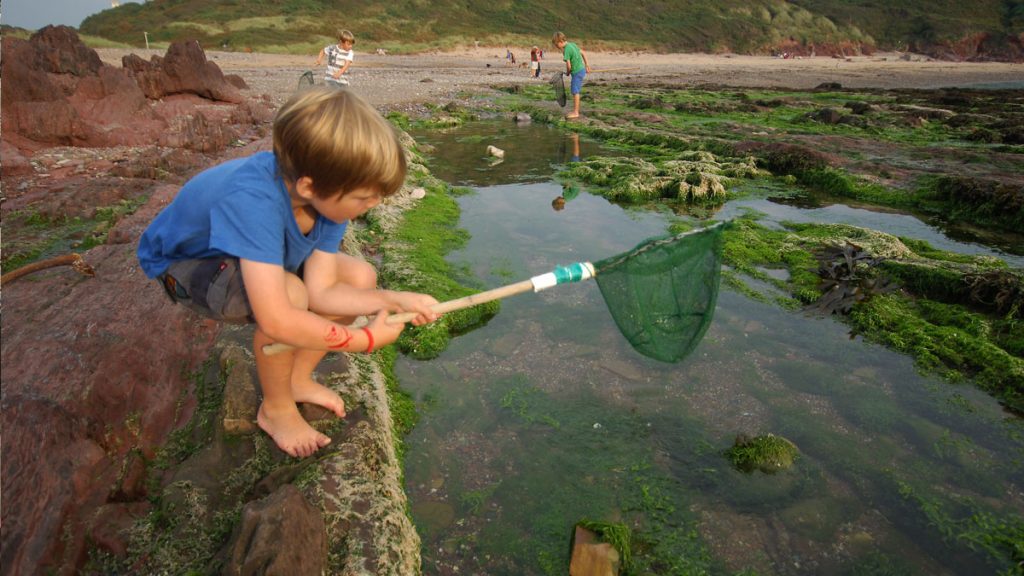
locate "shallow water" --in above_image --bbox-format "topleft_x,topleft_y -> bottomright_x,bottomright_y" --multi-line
401,122 -> 1024,575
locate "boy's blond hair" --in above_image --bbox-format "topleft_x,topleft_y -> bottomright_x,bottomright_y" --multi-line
339,29 -> 355,44
552,31 -> 567,46
273,87 -> 405,199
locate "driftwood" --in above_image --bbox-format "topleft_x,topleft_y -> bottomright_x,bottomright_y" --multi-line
1,253 -> 96,285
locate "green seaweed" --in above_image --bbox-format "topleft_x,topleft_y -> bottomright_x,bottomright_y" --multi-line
562,152 -> 765,205
724,433 -> 800,474
576,520 -> 633,569
896,480 -> 1024,575
848,294 -> 1024,412
370,178 -> 500,359
2,196 -> 147,272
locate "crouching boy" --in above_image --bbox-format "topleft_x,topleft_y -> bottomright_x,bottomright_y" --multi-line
138,88 -> 440,457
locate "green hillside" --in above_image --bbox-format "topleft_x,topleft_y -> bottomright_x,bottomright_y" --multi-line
78,0 -> 1024,59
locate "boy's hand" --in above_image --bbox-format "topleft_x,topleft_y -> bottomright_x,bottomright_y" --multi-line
366,309 -> 407,348
389,291 -> 441,326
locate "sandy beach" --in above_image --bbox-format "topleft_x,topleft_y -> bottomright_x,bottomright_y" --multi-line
96,47 -> 1024,110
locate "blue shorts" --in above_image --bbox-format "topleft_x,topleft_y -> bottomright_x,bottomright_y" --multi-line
570,70 -> 586,95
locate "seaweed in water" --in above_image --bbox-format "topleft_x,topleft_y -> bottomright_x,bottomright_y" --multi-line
724,433 -> 799,474
808,241 -> 897,315
965,269 -> 1024,319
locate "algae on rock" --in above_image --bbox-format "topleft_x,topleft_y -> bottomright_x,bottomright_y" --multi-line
725,433 -> 800,474
563,151 -> 766,204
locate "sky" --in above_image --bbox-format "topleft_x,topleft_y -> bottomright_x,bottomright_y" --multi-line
2,0 -> 143,30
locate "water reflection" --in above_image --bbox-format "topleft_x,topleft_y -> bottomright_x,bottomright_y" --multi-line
552,133 -> 583,211
412,122 -> 609,188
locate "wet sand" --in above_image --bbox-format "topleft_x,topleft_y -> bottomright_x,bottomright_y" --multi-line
96,47 -> 1024,110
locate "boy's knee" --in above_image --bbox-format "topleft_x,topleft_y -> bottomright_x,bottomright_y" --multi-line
285,273 -> 309,309
350,259 -> 378,290
336,254 -> 377,289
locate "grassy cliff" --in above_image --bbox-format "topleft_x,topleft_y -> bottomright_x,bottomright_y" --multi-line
77,0 -> 1023,58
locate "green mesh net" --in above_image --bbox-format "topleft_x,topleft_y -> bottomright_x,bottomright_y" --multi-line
594,223 -> 726,362
262,223 -> 727,360
550,71 -> 567,107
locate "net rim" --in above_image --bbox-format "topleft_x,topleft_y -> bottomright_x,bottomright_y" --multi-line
596,220 -> 727,273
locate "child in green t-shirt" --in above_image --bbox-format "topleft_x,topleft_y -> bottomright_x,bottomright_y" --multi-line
552,31 -> 591,119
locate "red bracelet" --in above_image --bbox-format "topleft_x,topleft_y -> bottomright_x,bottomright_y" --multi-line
361,326 -> 374,353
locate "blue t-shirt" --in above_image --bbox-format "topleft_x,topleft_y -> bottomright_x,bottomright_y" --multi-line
137,151 -> 347,278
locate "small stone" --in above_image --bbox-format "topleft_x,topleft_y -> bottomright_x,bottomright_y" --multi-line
569,526 -> 620,576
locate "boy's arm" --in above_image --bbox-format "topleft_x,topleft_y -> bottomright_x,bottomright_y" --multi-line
315,47 -> 326,66
335,59 -> 352,78
581,48 -> 591,73
302,249 -> 439,325
241,258 -> 403,351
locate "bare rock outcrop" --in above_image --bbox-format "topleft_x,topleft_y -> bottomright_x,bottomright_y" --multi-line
0,188 -> 221,573
1,26 -> 268,153
221,485 -> 328,576
121,40 -> 245,103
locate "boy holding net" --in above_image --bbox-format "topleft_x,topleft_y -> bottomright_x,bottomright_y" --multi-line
315,29 -> 356,88
138,88 -> 440,458
552,31 -> 591,119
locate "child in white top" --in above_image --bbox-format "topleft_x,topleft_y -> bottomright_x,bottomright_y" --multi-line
316,29 -> 355,87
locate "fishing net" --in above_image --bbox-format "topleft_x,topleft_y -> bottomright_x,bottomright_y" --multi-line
297,70 -> 315,90
549,71 -> 567,107
593,223 -> 726,362
263,222 -> 727,362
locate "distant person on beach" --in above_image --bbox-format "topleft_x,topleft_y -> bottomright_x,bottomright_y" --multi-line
530,45 -> 541,78
315,29 -> 356,88
137,89 -> 440,458
552,31 -> 590,119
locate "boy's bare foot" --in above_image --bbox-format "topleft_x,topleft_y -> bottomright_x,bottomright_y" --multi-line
257,402 -> 332,458
565,113 -> 580,120
291,377 -> 347,418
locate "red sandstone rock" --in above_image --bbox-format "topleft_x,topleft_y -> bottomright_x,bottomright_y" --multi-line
222,485 -> 328,576
0,25 -> 274,576
0,140 -> 33,177
0,190 -> 220,574
122,40 -> 245,103
29,25 -> 104,76
1,29 -> 259,153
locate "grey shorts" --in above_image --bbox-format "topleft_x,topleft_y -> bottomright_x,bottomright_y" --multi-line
159,257 -> 254,324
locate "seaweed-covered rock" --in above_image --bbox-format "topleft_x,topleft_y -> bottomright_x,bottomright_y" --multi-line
809,241 -> 897,315
564,151 -> 765,203
844,101 -> 874,115
932,176 -> 1024,232
734,141 -> 833,175
725,433 -> 799,474
806,107 -> 844,124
